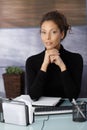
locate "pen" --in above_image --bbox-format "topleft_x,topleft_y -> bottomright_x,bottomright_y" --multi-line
72,99 -> 86,119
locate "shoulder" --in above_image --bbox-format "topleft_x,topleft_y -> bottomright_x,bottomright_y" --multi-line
64,48 -> 83,66
26,51 -> 45,65
66,49 -> 83,61
61,45 -> 83,62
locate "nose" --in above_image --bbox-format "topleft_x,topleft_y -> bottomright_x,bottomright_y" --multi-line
46,33 -> 51,40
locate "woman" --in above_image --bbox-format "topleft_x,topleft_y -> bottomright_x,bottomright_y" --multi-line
26,10 -> 83,101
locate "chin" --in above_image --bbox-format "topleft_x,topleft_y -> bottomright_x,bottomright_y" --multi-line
46,48 -> 52,50
46,46 -> 53,50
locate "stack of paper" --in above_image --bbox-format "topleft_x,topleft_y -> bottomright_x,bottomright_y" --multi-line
15,95 -> 61,106
32,96 -> 61,106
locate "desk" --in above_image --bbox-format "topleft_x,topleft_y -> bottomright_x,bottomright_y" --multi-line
0,98 -> 87,130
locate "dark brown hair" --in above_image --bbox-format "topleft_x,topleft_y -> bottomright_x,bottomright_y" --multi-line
40,10 -> 70,40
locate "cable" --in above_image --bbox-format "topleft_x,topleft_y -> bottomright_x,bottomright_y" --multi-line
41,115 -> 49,130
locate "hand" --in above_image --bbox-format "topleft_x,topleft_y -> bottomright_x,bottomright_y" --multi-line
49,49 -> 67,71
43,49 -> 59,65
41,49 -> 66,72
40,50 -> 51,72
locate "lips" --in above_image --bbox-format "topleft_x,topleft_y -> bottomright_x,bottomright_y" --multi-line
46,42 -> 52,46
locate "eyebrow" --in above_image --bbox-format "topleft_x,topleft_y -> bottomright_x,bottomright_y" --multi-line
41,28 -> 58,31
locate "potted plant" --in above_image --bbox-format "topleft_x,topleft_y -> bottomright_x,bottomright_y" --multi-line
3,66 -> 25,98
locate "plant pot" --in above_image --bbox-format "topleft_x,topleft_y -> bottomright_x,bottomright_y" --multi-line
3,73 -> 25,98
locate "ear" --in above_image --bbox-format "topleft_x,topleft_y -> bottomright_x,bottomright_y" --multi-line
61,31 -> 64,40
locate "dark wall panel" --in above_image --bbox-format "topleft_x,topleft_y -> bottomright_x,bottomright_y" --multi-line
0,0 -> 86,27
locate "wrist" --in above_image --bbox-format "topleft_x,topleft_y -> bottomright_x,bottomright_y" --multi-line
60,64 -> 67,72
40,63 -> 48,72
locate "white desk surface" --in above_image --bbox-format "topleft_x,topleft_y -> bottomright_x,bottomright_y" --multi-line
0,98 -> 87,130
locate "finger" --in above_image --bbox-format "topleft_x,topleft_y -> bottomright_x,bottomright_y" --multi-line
50,56 -> 56,63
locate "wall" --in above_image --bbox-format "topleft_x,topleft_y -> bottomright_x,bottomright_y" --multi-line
0,26 -> 87,97
0,28 -> 44,97
0,0 -> 87,97
0,0 -> 86,27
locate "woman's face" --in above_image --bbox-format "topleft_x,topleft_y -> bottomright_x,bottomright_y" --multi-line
40,20 -> 64,50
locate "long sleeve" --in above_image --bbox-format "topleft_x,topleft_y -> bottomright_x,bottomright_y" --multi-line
26,54 -> 47,100
60,54 -> 83,101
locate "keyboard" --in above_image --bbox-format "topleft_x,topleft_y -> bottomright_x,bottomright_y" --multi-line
34,105 -> 72,115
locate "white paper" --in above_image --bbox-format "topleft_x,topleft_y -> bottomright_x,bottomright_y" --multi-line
15,95 -> 61,106
14,95 -> 34,124
32,96 -> 61,106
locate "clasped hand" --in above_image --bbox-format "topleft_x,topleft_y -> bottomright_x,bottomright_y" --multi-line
45,49 -> 64,66
41,49 -> 66,72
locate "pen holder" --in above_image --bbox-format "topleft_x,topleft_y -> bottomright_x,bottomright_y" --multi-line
72,101 -> 87,122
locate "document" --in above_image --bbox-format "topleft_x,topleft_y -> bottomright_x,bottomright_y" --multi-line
32,96 -> 61,106
14,95 -> 61,106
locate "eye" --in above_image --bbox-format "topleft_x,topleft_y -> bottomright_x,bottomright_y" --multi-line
40,30 -> 46,34
52,30 -> 57,34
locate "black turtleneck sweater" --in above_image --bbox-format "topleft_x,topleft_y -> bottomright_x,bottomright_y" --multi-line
26,45 -> 83,101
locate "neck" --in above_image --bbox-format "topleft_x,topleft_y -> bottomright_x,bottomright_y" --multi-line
55,43 -> 61,50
